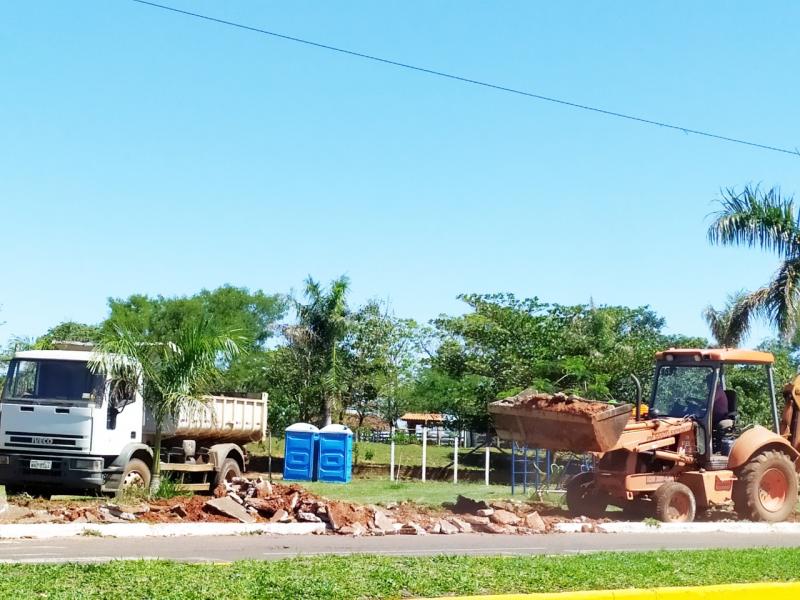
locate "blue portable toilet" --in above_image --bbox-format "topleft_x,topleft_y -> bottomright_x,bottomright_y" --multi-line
283,423 -> 319,481
317,424 -> 354,483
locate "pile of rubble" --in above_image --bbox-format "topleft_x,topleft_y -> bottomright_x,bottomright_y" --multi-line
0,478 -> 599,535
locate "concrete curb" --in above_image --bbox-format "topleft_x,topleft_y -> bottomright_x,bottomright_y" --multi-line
0,522 -> 325,539
417,581 -> 800,599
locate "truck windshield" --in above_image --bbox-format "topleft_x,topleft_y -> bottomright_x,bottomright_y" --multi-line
1,359 -> 104,403
651,365 -> 714,418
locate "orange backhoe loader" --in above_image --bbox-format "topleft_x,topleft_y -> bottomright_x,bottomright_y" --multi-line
490,348 -> 800,523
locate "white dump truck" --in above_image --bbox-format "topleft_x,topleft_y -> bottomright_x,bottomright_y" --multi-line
0,348 -> 267,494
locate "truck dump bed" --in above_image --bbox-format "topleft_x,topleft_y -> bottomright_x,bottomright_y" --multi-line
145,393 -> 268,446
489,390 -> 632,452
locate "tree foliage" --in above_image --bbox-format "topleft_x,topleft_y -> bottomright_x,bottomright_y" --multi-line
708,185 -> 800,340
703,291 -> 752,348
285,276 -> 350,426
95,319 -> 243,492
104,286 -> 286,393
420,294 -> 707,431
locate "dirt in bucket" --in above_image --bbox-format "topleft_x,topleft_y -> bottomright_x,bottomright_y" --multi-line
503,390 -> 613,416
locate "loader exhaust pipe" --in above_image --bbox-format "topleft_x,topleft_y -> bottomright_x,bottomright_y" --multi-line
631,374 -> 643,421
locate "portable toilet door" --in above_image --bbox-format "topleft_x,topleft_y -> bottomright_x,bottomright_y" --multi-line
283,423 -> 319,481
317,424 -> 353,483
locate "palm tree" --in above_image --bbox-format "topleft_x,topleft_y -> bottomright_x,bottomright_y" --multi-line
702,290 -> 752,347
708,184 -> 800,340
290,276 -> 350,426
95,320 -> 243,494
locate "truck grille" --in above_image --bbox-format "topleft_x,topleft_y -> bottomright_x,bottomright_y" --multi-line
3,431 -> 89,452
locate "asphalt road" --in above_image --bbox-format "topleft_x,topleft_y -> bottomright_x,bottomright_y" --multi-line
2,532 -> 800,564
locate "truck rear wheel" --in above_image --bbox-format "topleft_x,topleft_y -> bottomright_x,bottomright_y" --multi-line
117,458 -> 151,497
654,482 -> 696,523
565,472 -> 607,518
733,449 -> 797,522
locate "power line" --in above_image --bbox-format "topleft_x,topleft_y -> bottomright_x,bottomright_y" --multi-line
131,0 -> 798,158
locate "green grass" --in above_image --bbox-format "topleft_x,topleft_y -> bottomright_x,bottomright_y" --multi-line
248,438 -> 502,470
302,478 -> 530,507
1,550 -> 800,599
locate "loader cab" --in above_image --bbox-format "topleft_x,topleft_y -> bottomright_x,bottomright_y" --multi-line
649,348 -> 778,462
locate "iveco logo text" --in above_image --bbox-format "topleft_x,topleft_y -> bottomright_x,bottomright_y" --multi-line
32,437 -> 53,445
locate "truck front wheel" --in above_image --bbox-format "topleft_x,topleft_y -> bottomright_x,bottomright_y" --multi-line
214,458 -> 241,488
117,458 -> 152,497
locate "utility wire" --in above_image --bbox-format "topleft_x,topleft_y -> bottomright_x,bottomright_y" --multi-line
131,0 -> 798,158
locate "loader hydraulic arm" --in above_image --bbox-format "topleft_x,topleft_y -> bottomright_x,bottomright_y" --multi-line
781,374 -> 800,451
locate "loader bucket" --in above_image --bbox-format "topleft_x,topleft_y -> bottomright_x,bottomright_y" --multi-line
489,391 -> 633,452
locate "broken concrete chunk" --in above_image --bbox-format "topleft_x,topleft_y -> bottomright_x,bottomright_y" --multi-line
437,519 -> 459,535
490,509 -> 520,526
461,514 -> 490,526
297,511 -> 323,523
447,517 -> 473,533
170,504 -> 187,518
481,522 -> 510,534
255,480 -> 273,498
524,511 -> 546,533
372,510 -> 397,532
399,521 -> 427,535
476,508 -> 495,517
269,508 -> 290,523
205,496 -> 256,524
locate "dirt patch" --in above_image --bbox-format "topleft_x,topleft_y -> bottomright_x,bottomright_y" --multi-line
504,390 -> 613,416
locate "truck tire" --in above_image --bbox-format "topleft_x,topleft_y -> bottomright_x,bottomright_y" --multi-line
117,458 -> 151,496
654,482 -> 696,523
565,472 -> 607,518
214,458 -> 241,488
733,449 -> 797,522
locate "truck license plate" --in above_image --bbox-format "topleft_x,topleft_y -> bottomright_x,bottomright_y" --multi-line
30,460 -> 52,470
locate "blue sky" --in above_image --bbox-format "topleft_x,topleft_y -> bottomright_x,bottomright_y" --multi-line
2,1 -> 799,346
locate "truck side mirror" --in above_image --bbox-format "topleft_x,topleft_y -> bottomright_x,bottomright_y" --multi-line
109,379 -> 136,413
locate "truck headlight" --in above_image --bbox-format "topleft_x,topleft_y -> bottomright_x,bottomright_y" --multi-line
0,456 -> 9,465
71,458 -> 102,472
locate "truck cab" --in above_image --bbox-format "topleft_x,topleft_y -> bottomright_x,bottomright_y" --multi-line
0,348 -> 267,495
0,349 -> 144,490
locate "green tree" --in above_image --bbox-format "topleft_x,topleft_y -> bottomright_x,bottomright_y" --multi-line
34,321 -> 102,349
422,294 -> 706,431
288,276 -> 350,426
702,291 -> 751,347
725,341 -> 799,426
105,286 -> 286,393
0,336 -> 34,391
95,320 -> 243,493
344,301 -> 420,429
708,184 -> 800,340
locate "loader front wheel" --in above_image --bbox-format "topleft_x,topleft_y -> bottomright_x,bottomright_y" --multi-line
654,482 -> 696,523
566,472 -> 607,518
733,450 -> 797,522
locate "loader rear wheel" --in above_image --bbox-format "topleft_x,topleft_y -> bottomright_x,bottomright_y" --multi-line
733,450 -> 797,522
654,482 -> 696,523
566,472 -> 607,518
